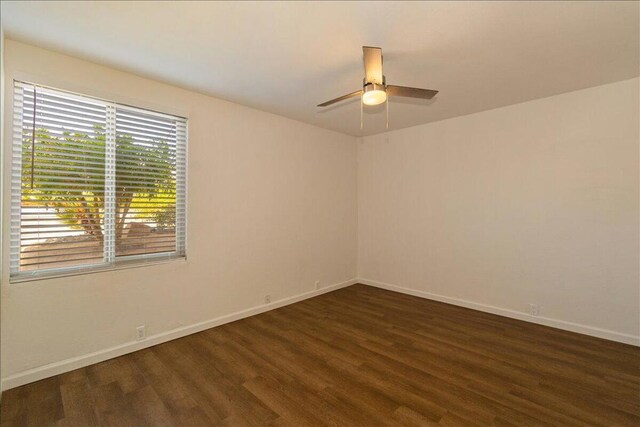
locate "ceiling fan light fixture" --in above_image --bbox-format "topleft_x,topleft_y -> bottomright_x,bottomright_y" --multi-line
317,46 -> 438,113
362,83 -> 387,106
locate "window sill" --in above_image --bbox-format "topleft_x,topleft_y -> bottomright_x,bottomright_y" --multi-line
10,255 -> 187,284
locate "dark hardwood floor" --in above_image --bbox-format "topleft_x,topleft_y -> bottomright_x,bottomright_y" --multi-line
2,284 -> 639,426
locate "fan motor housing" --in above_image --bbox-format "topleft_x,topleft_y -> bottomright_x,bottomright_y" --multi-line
363,75 -> 386,91
363,82 -> 386,93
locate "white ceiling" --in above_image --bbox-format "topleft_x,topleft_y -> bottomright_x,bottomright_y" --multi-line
2,1 -> 638,136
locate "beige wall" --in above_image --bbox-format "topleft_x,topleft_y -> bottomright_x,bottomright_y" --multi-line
1,39 -> 638,390
358,78 -> 640,344
1,40 -> 358,388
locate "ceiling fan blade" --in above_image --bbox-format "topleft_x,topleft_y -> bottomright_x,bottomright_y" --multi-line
317,90 -> 363,107
386,85 -> 439,99
363,46 -> 383,84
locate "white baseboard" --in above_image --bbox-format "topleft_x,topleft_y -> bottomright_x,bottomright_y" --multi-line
358,278 -> 640,347
1,278 -> 358,391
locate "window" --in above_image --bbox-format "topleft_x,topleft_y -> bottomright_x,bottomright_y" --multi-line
10,81 -> 187,281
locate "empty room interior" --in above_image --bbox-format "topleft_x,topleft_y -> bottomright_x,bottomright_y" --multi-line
0,1 -> 639,425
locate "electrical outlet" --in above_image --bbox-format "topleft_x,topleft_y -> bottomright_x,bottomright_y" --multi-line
315,280 -> 320,290
264,295 -> 271,304
136,325 -> 146,341
529,304 -> 539,316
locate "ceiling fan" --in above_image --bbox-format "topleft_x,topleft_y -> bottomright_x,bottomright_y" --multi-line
317,46 -> 439,109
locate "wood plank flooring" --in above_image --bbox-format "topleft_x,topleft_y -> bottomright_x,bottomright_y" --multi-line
2,284 -> 639,426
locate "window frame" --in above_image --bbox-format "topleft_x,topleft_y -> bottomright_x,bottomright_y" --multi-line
9,80 -> 188,283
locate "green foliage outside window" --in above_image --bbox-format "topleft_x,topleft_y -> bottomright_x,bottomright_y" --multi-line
22,124 -> 176,246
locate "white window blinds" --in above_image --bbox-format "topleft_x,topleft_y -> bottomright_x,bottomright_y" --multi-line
10,81 -> 187,281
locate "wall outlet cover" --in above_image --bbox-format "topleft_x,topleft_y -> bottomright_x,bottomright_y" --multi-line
136,325 -> 146,341
529,304 -> 539,316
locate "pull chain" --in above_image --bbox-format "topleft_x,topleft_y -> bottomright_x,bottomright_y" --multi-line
386,96 -> 389,129
360,95 -> 364,130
